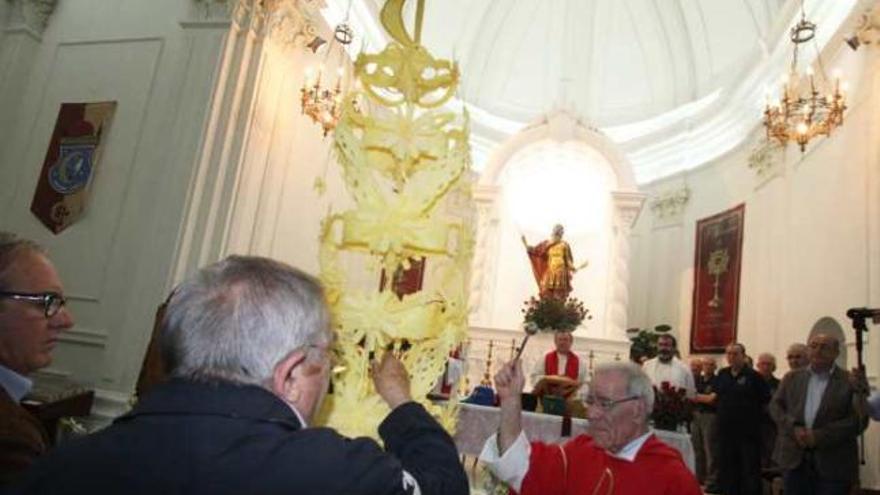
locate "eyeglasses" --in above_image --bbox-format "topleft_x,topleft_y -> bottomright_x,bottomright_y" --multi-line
0,291 -> 67,318
584,395 -> 641,411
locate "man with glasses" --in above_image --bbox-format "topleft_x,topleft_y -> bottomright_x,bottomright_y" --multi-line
0,232 -> 74,484
15,256 -> 467,495
771,333 -> 868,495
481,359 -> 701,494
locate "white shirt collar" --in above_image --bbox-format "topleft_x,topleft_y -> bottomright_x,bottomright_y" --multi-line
286,402 -> 309,428
0,364 -> 33,402
609,430 -> 653,462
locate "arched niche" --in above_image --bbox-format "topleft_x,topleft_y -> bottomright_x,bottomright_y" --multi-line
809,317 -> 847,369
469,111 -> 645,347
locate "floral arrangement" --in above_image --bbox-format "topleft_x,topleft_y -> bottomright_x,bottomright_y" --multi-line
650,381 -> 693,431
521,296 -> 590,332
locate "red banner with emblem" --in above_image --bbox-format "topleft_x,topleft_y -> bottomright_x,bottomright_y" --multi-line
30,102 -> 116,234
690,204 -> 745,353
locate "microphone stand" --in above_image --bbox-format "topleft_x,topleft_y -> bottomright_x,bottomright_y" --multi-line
846,309 -> 872,465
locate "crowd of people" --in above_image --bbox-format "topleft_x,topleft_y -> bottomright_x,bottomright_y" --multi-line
2,230 -> 879,495
498,331 -> 877,495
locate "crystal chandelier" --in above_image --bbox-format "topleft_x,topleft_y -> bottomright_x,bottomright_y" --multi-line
763,4 -> 846,152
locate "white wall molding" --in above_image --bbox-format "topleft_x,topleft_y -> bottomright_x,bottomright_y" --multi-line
58,328 -> 108,349
479,109 -> 639,191
87,387 -> 133,426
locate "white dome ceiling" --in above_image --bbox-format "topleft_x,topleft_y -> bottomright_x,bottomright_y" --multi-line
399,0 -> 784,127
321,0 -> 861,183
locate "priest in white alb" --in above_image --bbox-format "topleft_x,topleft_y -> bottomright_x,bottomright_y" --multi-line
641,334 -> 695,397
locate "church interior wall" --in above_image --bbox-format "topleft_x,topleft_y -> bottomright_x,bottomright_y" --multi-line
628,43 -> 880,488
1,0 -> 878,487
0,0 -> 259,418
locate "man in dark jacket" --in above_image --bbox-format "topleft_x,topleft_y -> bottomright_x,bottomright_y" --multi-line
13,256 -> 468,495
715,342 -> 771,495
771,333 -> 867,495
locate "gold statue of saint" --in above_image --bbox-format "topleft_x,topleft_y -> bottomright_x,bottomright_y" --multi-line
522,224 -> 586,300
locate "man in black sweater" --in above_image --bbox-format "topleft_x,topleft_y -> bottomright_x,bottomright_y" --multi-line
715,342 -> 771,495
12,256 -> 468,495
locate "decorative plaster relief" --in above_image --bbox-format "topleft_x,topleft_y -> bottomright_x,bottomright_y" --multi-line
850,3 -> 880,47
747,138 -> 783,180
6,0 -> 58,35
193,0 -> 322,45
649,186 -> 690,220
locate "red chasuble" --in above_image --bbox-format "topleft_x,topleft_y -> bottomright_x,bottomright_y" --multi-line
545,351 -> 580,381
517,435 -> 701,495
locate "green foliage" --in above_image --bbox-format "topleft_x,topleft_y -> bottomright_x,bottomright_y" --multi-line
626,324 -> 672,363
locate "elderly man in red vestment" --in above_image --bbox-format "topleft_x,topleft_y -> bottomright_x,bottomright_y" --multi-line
522,224 -> 580,300
481,359 -> 701,495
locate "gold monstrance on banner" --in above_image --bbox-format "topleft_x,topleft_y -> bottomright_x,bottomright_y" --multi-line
318,0 -> 474,438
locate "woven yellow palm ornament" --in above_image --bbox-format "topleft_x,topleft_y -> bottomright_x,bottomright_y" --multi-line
317,0 -> 474,438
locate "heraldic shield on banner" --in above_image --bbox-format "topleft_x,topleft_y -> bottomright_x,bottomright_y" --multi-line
30,102 -> 116,234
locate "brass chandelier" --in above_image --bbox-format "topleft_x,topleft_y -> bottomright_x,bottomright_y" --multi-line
300,17 -> 355,137
300,64 -> 345,137
763,5 -> 846,152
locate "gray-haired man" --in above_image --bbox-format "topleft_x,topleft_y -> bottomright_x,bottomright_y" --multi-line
482,360 -> 701,494
0,233 -> 74,484
16,256 -> 468,495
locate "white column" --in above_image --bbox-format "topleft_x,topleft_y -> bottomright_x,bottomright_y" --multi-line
605,191 -> 646,341
469,185 -> 501,327
172,0 -> 270,281
172,0 -> 323,278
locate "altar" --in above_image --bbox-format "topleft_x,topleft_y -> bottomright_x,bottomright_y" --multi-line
453,403 -> 696,473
